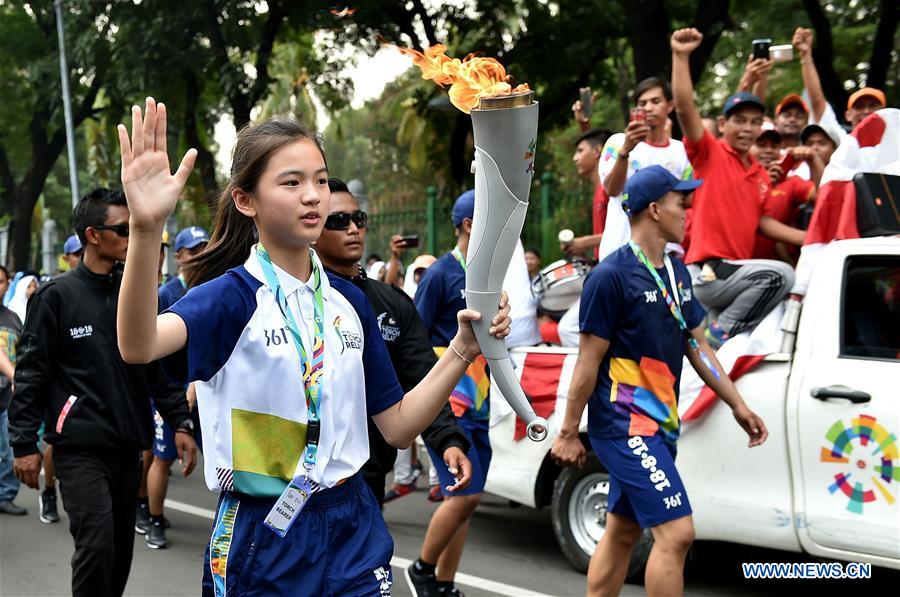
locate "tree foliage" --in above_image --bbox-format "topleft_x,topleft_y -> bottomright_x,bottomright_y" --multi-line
0,0 -> 895,269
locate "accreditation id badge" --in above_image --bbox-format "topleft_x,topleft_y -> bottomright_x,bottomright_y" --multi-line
263,475 -> 314,537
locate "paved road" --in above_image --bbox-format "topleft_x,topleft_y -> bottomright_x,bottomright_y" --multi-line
1,461 -> 897,596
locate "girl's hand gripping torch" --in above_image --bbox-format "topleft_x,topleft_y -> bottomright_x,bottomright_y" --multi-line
467,91 -> 548,442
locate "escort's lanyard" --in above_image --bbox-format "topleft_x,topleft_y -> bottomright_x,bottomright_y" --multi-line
256,244 -> 326,471
451,246 -> 466,271
628,241 -> 720,380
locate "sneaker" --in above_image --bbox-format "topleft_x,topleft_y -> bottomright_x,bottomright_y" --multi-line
405,562 -> 441,597
384,482 -> 416,503
135,502 -> 150,535
427,485 -> 444,503
410,461 -> 424,481
704,320 -> 730,350
146,520 -> 169,549
439,585 -> 466,597
39,490 -> 59,523
0,501 -> 27,516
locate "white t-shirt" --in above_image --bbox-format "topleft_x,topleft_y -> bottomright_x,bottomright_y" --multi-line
162,248 -> 403,497
503,239 -> 541,348
597,134 -> 694,260
809,101 -> 850,144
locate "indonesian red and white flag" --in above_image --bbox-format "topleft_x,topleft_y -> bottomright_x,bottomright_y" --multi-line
794,108 -> 900,294
489,349 -> 576,441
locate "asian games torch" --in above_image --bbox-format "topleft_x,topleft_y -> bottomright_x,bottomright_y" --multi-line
400,45 -> 548,441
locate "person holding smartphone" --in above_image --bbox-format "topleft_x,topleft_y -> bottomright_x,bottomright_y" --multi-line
597,76 -> 694,262
384,234 -> 414,287
750,124 -> 821,263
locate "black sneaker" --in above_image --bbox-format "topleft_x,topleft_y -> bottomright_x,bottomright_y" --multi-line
135,502 -> 150,535
39,490 -> 59,523
405,562 -> 442,597
146,521 -> 168,549
439,585 -> 465,597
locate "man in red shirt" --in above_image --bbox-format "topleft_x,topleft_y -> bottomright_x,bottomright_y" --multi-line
750,124 -> 822,262
671,28 -> 806,345
565,128 -> 610,257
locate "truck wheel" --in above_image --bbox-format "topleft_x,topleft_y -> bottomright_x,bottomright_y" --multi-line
551,453 -> 653,580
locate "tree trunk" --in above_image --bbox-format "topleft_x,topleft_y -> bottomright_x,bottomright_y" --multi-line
689,0 -> 732,86
8,185 -> 42,271
626,0 -> 672,82
183,68 -> 220,206
802,0 -> 848,123
866,0 -> 898,91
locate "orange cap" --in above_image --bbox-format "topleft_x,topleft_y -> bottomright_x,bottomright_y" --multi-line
775,93 -> 808,116
847,87 -> 886,110
410,254 -> 437,272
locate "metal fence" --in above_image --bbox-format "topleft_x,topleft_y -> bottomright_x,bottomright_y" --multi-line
366,172 -> 593,268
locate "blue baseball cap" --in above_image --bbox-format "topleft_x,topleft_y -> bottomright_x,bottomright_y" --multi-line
452,190 -> 475,227
63,234 -> 82,255
722,91 -> 765,117
622,166 -> 703,217
174,226 -> 210,252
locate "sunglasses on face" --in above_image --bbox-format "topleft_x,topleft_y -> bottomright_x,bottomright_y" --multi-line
324,210 -> 367,231
92,223 -> 130,237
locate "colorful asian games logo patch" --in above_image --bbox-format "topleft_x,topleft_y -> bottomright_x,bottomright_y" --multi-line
524,137 -> 536,175
332,316 -> 361,354
820,414 -> 898,514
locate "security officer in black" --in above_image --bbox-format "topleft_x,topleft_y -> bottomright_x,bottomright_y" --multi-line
316,179 -> 472,505
9,188 -> 197,597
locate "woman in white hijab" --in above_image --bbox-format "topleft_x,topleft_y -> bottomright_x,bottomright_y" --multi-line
366,260 -> 386,282
8,275 -> 38,324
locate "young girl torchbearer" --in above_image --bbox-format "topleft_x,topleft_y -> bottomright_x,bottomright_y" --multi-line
115,98 -> 511,596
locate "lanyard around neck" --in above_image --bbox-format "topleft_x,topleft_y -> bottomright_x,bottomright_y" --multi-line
255,244 -> 326,470
451,246 -> 466,271
628,241 -> 720,380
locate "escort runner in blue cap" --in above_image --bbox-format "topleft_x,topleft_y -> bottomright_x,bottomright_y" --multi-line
621,164 -> 703,216
174,226 -> 210,252
408,188 -> 496,596
551,159 -> 768,597
145,223 -> 212,549
62,234 -> 84,270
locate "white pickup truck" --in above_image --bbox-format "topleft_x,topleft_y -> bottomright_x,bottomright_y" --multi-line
485,238 -> 900,574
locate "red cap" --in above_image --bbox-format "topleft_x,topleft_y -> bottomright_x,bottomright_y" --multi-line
775,93 -> 809,116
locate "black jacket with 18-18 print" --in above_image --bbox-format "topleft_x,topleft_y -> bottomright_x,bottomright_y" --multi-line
8,262 -> 190,458
328,267 -> 470,482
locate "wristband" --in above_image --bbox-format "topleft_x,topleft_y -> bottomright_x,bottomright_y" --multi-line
618,151 -> 630,160
449,343 -> 474,364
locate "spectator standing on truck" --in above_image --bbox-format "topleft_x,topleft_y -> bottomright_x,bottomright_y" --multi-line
551,165 -> 768,597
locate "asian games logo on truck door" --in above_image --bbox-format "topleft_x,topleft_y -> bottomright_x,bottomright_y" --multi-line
820,414 -> 899,514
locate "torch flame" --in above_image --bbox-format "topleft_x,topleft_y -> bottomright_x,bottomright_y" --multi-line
398,44 -> 529,114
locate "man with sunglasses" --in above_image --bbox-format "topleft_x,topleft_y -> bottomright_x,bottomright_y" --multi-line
8,188 -> 197,596
314,178 -> 472,511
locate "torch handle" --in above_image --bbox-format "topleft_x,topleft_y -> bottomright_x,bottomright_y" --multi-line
466,290 -> 548,442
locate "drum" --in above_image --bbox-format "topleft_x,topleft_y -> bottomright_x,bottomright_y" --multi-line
531,258 -> 593,318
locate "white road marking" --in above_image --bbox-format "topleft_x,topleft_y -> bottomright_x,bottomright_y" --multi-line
164,498 -> 556,597
164,498 -> 216,520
